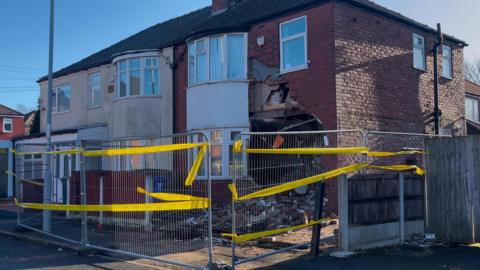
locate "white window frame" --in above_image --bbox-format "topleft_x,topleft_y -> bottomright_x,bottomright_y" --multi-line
279,15 -> 308,74
3,118 -> 12,133
193,128 -> 248,180
442,45 -> 453,79
413,33 -> 426,71
23,154 -> 43,179
115,56 -> 161,99
88,73 -> 101,109
466,96 -> 479,123
52,84 -> 71,114
187,33 -> 248,87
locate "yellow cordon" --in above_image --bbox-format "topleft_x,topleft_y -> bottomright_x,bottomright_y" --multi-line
137,187 -> 210,203
222,218 -> 331,243
6,171 -> 44,187
228,163 -> 425,201
185,144 -> 207,186
82,143 -> 207,157
368,150 -> 425,157
14,198 -> 209,212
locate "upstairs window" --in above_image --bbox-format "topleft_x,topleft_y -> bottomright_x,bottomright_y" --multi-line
188,33 -> 247,86
413,34 -> 426,70
466,97 -> 479,122
88,73 -> 101,108
442,45 -> 453,78
116,57 -> 161,98
280,16 -> 308,73
52,84 -> 71,113
3,118 -> 12,133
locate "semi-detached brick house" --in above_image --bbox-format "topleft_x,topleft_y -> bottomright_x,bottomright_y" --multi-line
0,104 -> 24,140
28,0 -> 467,205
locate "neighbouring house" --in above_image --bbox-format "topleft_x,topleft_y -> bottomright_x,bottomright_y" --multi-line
15,0 -> 467,205
0,104 -> 24,140
465,79 -> 480,134
24,109 -> 40,135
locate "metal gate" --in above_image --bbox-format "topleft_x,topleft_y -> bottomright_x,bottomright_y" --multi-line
0,148 -> 8,198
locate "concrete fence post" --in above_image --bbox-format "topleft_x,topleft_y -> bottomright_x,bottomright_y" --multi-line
338,173 -> 349,252
399,173 -> 405,245
144,175 -> 153,232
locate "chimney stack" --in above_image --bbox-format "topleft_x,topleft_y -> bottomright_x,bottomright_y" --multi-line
212,0 -> 240,15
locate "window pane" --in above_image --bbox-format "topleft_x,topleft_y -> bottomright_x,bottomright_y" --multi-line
144,68 -> 159,95
211,130 -> 222,176
119,72 -> 127,97
51,91 -> 57,112
282,37 -> 306,70
89,74 -> 101,107
197,39 -> 206,52
119,60 -> 127,71
413,47 -> 425,69
58,85 -> 71,112
210,36 -> 223,80
130,58 -> 141,69
227,34 -> 245,80
442,58 -> 452,78
146,58 -> 158,67
196,53 -> 207,83
281,18 -> 306,38
130,69 -> 141,96
188,43 -> 196,85
3,118 -> 12,132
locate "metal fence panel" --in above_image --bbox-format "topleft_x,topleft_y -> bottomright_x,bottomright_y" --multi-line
15,141 -> 83,245
229,130 -> 365,268
81,133 -> 212,269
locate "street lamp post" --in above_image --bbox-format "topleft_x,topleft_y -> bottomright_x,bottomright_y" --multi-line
43,0 -> 55,232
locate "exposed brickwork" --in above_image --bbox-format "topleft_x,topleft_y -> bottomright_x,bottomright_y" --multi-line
0,116 -> 24,140
174,44 -> 188,134
248,3 -> 337,130
334,3 -> 466,135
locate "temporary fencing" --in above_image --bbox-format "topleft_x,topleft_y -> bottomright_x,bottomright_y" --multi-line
11,130 -> 444,269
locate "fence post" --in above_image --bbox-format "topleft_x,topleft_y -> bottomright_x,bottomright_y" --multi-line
399,173 -> 405,245
206,137 -> 214,270
80,141 -> 88,250
144,175 -> 152,232
99,176 -> 104,226
310,182 -> 326,257
66,176 -> 71,219
338,173 -> 349,252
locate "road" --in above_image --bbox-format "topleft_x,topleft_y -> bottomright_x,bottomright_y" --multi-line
0,234 -> 154,270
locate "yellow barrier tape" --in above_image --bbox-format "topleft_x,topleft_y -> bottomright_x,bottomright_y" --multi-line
368,150 -> 425,157
222,218 -> 331,243
14,198 -> 209,212
235,146 -> 369,155
6,171 -> 44,187
232,163 -> 369,201
185,144 -> 207,186
229,163 -> 425,201
136,187 -> 209,202
10,148 -> 85,156
368,165 -> 425,176
83,143 -> 207,157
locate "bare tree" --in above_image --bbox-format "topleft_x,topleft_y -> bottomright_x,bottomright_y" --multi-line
465,56 -> 480,84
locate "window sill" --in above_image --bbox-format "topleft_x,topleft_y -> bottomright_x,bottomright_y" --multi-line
53,111 -> 71,116
187,79 -> 249,89
113,95 -> 162,103
88,106 -> 101,110
441,75 -> 453,80
280,65 -> 309,75
413,66 -> 426,72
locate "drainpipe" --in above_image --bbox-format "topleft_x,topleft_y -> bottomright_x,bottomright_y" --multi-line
432,23 -> 443,135
171,47 -> 176,134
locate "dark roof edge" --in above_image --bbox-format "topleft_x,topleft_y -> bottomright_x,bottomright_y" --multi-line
0,105 -> 24,116
13,128 -> 78,142
341,0 -> 468,47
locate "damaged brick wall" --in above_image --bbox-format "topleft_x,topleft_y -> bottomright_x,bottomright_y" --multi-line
334,3 -> 466,135
248,3 -> 337,129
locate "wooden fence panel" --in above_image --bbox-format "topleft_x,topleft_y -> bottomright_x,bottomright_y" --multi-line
426,136 -> 480,243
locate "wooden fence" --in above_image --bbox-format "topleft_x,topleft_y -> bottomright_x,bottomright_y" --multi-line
425,135 -> 480,243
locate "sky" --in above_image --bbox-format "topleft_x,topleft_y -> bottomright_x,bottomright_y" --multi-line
0,0 -> 478,112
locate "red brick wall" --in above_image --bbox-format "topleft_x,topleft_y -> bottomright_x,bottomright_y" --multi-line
174,45 -> 188,134
248,3 -> 338,130
0,116 -> 24,140
334,3 -> 466,135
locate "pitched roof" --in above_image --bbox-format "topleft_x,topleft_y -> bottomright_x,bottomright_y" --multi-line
39,0 -> 468,82
0,104 -> 23,116
466,80 -> 480,97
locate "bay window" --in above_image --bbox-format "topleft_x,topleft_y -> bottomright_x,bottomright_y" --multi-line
188,33 -> 247,86
280,16 -> 308,73
116,56 -> 161,98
